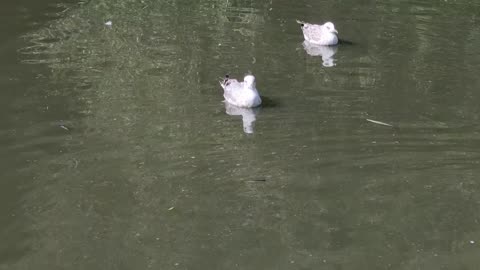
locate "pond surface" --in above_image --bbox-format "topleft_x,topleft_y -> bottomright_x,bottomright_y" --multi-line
1,0 -> 480,269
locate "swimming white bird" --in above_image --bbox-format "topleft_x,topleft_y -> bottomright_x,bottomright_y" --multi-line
219,74 -> 262,108
296,20 -> 338,46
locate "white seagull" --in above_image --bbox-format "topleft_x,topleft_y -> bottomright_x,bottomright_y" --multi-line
297,20 -> 339,46
219,74 -> 262,108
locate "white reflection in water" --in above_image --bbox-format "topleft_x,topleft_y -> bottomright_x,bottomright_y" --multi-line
224,102 -> 260,134
302,41 -> 338,67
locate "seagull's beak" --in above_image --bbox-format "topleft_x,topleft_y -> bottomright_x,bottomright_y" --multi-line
332,29 -> 338,34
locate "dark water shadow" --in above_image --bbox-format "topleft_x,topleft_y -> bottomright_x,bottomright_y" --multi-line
259,95 -> 278,108
338,38 -> 355,45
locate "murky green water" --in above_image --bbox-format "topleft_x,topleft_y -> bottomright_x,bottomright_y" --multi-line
2,0 -> 480,269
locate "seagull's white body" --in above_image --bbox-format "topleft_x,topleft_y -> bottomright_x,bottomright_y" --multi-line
220,75 -> 262,108
297,20 -> 339,46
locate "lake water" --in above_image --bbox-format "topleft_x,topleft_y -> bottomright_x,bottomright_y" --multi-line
1,0 -> 480,269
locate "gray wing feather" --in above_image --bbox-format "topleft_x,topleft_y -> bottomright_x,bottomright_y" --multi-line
223,80 -> 243,105
301,23 -> 325,43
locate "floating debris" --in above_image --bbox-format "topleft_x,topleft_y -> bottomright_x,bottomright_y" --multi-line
59,125 -> 69,131
246,178 -> 266,182
366,118 -> 393,127
168,207 -> 175,211
105,21 -> 112,26
72,159 -> 79,169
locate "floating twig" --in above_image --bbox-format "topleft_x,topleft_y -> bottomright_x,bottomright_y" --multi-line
366,118 -> 393,127
246,178 -> 266,182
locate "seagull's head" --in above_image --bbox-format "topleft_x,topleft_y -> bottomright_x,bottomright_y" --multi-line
244,75 -> 256,87
324,22 -> 338,34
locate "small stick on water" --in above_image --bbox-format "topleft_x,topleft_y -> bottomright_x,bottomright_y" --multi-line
366,119 -> 393,127
73,159 -> 79,169
246,178 -> 266,182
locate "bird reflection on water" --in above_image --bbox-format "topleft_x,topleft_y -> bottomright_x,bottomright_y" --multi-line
302,41 -> 338,67
224,102 -> 260,134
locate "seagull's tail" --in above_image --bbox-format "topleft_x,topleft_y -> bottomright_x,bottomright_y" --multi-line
296,19 -> 307,25
219,74 -> 229,90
